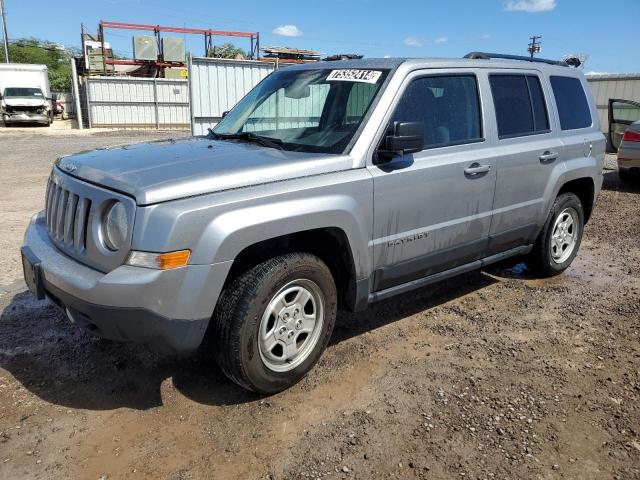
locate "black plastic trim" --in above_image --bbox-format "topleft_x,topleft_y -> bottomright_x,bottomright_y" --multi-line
372,237 -> 488,292
369,244 -> 533,303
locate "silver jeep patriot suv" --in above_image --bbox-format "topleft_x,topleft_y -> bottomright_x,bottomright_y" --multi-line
22,53 -> 605,393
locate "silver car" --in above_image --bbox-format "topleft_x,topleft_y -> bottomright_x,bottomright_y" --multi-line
609,99 -> 640,183
22,54 -> 605,393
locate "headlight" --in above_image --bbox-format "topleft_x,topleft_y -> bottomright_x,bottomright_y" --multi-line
102,201 -> 128,251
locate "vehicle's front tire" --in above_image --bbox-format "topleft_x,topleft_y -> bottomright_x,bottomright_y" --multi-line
526,192 -> 584,277
211,253 -> 337,394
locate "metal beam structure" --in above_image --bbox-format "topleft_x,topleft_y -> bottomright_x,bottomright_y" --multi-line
96,20 -> 260,74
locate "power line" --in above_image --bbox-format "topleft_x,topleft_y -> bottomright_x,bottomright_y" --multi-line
1,0 -> 9,63
528,35 -> 541,59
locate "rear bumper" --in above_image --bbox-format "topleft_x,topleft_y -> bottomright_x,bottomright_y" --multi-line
618,157 -> 640,173
22,212 -> 232,353
618,143 -> 640,171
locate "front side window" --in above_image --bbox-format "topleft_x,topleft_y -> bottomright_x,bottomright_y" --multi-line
390,74 -> 482,148
213,68 -> 389,154
490,74 -> 549,139
550,76 -> 592,130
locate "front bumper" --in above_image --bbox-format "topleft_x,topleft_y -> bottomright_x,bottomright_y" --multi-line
22,212 -> 232,353
3,112 -> 50,124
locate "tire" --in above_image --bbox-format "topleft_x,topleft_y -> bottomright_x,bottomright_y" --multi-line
619,169 -> 635,185
526,192 -> 584,277
211,253 -> 337,394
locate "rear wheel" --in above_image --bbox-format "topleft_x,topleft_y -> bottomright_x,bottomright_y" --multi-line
619,169 -> 636,184
526,192 -> 584,277
211,253 -> 337,394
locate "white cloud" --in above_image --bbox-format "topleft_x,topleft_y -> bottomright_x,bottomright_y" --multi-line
504,0 -> 556,12
585,71 -> 610,76
481,33 -> 491,40
404,36 -> 422,47
383,55 -> 391,58
272,25 -> 303,37
434,36 -> 448,44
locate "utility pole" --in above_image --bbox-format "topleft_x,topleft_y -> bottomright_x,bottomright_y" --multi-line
0,0 -> 9,63
528,35 -> 541,59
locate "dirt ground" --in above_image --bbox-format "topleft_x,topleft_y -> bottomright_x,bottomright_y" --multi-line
0,129 -> 638,480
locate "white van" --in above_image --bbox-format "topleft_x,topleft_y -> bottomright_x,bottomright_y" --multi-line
0,63 -> 53,126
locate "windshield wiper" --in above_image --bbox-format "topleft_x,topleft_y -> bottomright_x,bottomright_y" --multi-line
211,131 -> 284,150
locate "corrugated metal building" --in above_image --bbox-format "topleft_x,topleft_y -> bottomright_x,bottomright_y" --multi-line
189,57 -> 275,135
586,73 -> 640,133
83,76 -> 189,129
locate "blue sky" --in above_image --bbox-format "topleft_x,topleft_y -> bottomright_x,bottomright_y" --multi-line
2,0 -> 639,73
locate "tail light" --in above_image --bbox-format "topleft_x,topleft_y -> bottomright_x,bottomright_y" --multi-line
622,130 -> 640,142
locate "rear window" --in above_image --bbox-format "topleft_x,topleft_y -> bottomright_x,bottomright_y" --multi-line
550,76 -> 592,130
489,74 -> 549,139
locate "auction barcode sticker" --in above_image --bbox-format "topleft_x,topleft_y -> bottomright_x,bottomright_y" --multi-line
326,69 -> 382,84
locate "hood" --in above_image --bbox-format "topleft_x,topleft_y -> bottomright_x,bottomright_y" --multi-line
57,137 -> 353,205
3,97 -> 47,107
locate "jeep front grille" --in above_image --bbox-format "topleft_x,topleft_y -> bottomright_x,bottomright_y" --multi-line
45,178 -> 92,253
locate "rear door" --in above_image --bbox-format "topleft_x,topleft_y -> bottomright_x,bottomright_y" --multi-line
486,70 -> 564,254
609,99 -> 640,151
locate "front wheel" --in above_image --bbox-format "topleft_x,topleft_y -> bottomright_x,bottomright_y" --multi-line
211,253 -> 337,394
526,192 -> 584,277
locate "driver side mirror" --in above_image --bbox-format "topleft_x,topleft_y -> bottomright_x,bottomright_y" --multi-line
377,121 -> 424,162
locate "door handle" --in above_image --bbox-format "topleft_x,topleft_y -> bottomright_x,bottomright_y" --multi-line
464,163 -> 491,176
539,151 -> 559,163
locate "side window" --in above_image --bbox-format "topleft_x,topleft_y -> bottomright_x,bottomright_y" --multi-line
550,76 -> 592,130
390,75 -> 482,149
489,74 -> 549,139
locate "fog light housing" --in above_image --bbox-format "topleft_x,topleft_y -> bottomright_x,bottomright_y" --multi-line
125,250 -> 191,270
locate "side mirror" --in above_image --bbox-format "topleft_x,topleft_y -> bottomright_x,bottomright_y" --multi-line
221,110 -> 229,119
377,121 -> 424,162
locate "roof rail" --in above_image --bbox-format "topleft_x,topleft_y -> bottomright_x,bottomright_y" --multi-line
464,52 -> 568,67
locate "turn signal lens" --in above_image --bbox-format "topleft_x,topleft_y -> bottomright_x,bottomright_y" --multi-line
125,250 -> 191,270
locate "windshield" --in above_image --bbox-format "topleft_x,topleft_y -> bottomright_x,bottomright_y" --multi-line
213,68 -> 389,154
3,87 -> 44,98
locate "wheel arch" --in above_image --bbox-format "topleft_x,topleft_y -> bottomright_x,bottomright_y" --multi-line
557,177 -> 595,223
223,227 -> 363,312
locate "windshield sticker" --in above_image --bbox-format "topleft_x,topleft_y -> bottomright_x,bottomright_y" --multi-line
327,69 -> 382,84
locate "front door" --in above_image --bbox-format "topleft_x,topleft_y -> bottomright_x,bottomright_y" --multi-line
609,99 -> 640,151
368,71 -> 497,292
